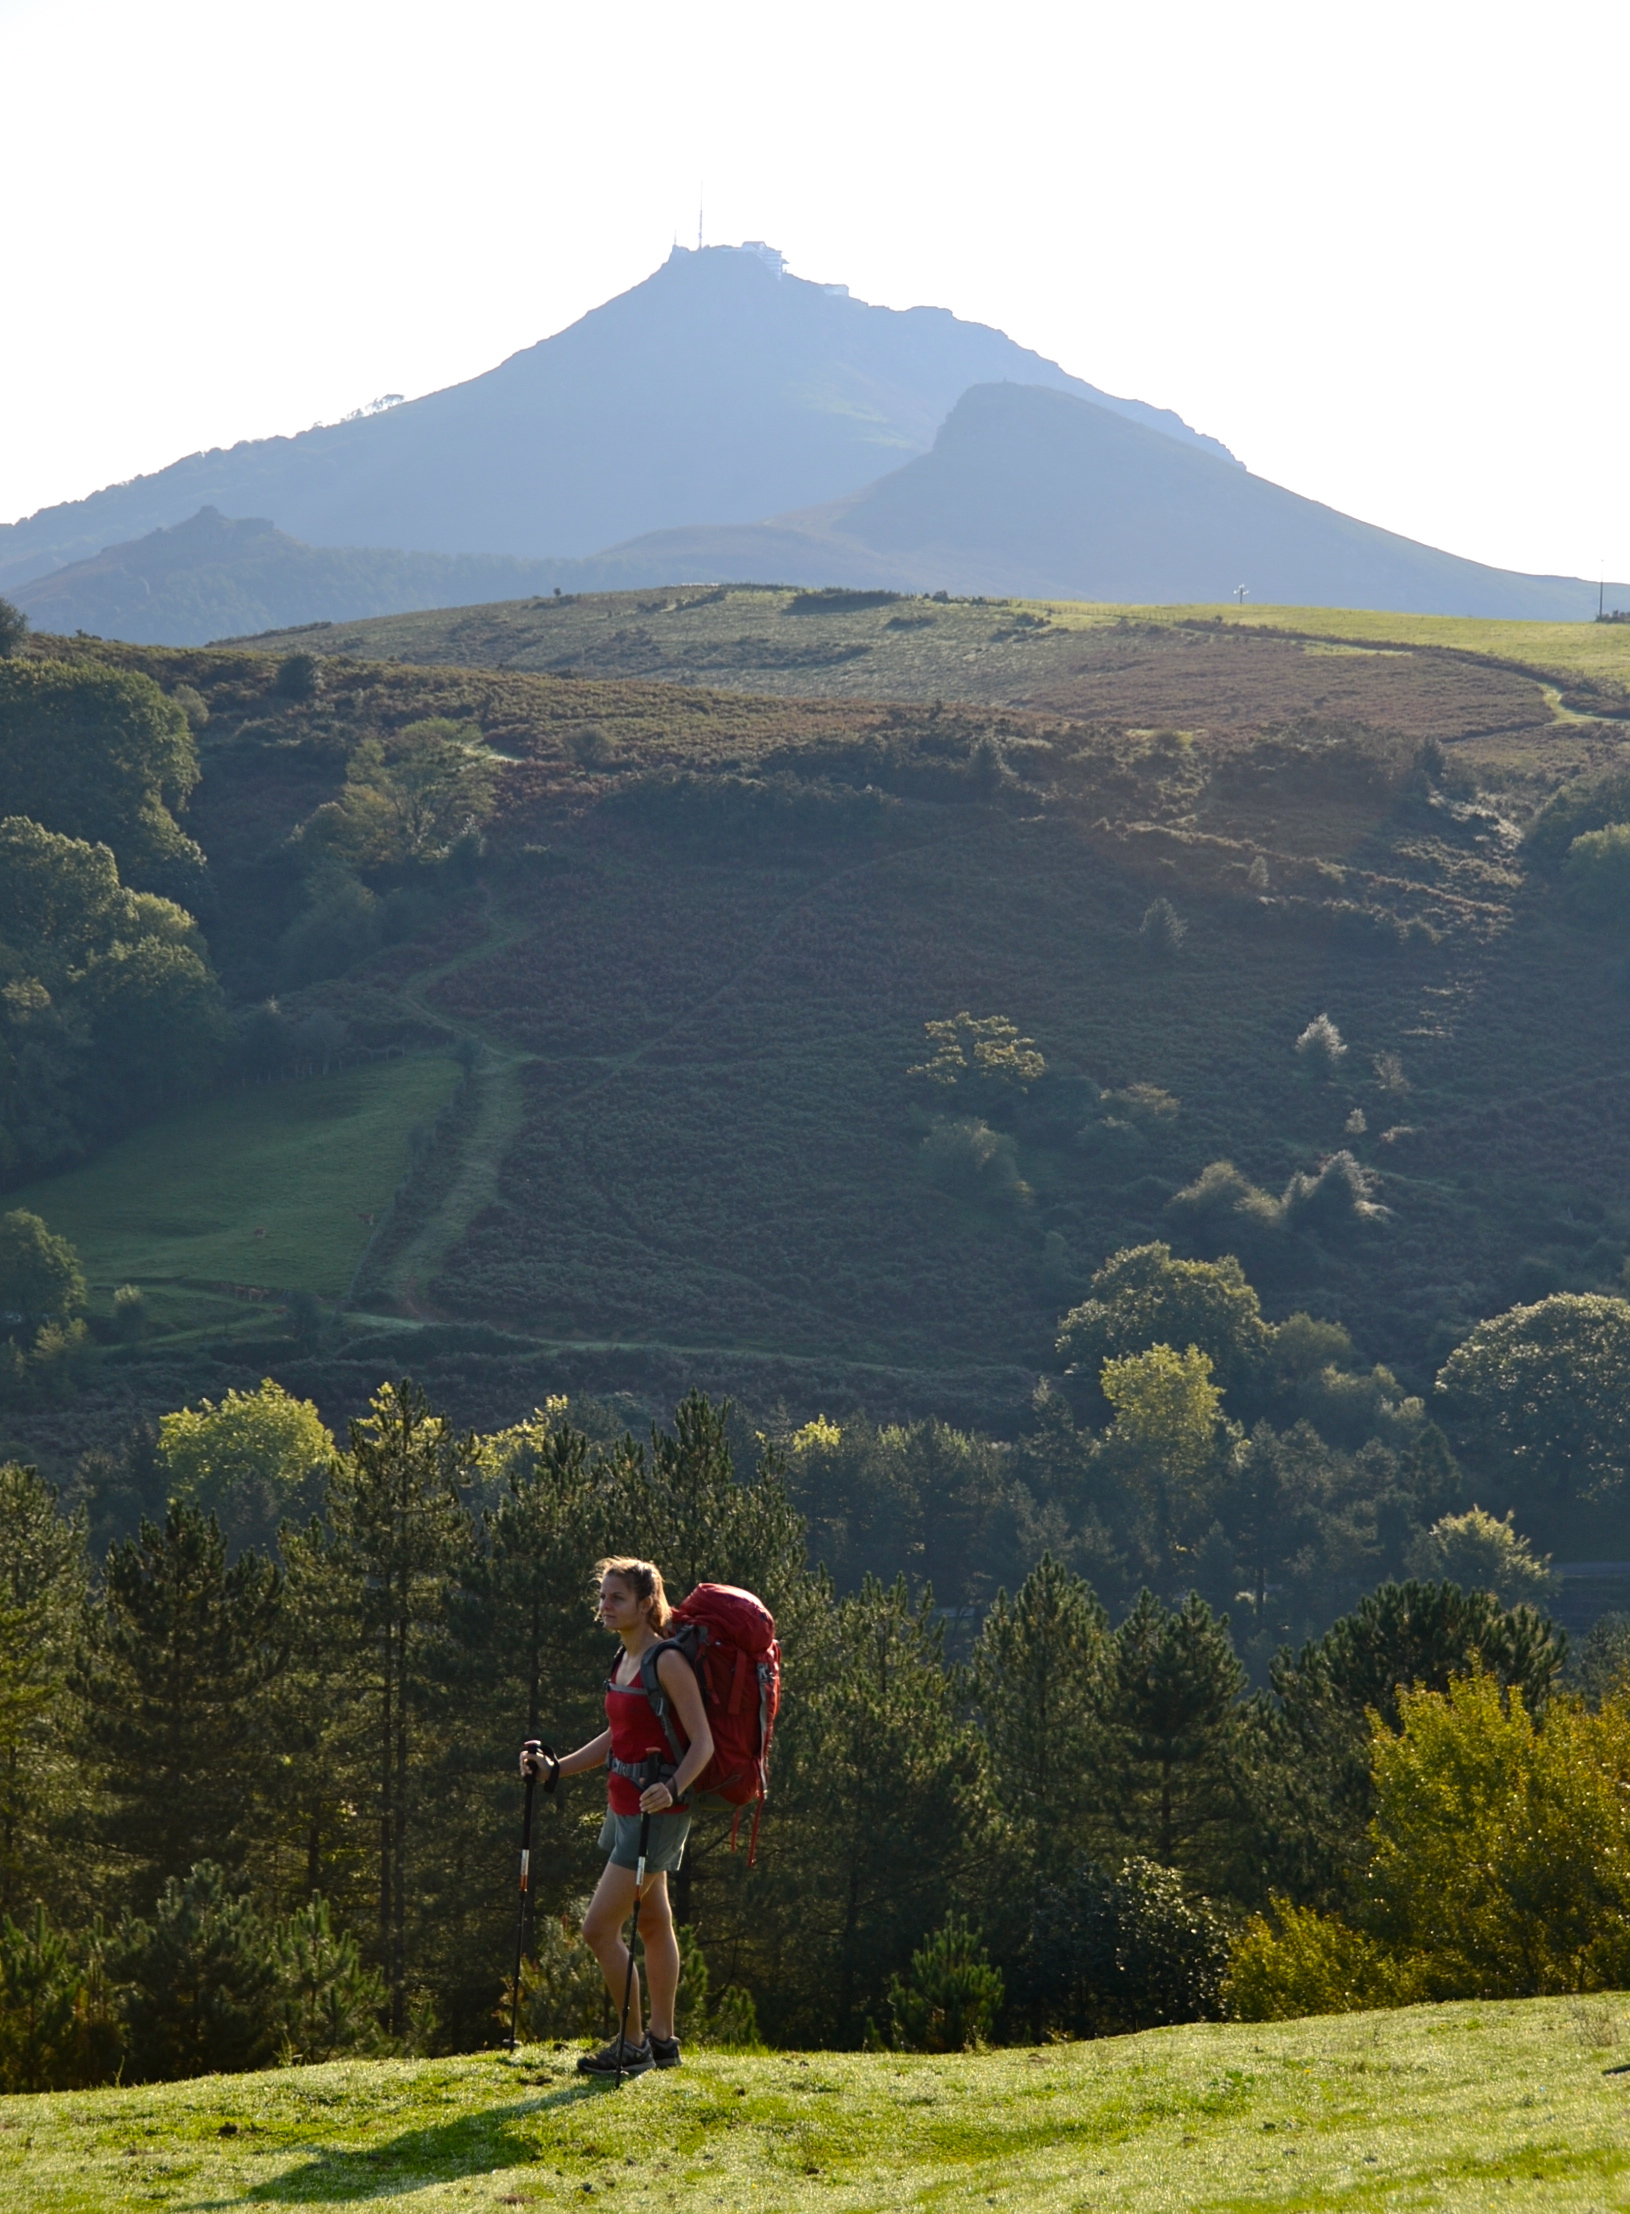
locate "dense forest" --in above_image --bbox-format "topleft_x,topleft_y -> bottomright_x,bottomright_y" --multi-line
4,1378 -> 1624,2092
4,593 -> 1630,2086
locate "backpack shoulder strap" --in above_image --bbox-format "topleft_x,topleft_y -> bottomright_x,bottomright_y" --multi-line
637,1632 -> 698,1766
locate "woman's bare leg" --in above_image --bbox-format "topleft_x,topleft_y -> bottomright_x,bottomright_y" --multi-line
638,1876 -> 680,2040
581,1866 -> 680,2044
582,1862 -> 643,2041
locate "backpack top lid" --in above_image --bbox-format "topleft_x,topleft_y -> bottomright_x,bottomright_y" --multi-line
671,1582 -> 776,1655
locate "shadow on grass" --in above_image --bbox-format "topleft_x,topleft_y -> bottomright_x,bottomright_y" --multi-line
241,2085 -> 603,2203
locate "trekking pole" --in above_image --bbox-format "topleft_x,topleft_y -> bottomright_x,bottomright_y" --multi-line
509,1739 -> 557,2052
613,1809 -> 654,2089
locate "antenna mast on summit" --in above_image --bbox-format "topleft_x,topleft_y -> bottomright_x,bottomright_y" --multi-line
697,189 -> 703,252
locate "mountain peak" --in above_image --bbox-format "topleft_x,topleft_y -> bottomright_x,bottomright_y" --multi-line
0,253 -> 1233,593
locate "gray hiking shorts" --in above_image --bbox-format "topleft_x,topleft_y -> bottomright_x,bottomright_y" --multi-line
597,1808 -> 692,1874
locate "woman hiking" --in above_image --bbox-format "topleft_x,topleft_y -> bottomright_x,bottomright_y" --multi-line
521,1555 -> 713,2076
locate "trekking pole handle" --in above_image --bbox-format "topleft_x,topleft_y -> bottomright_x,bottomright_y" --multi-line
509,1741 -> 558,2052
521,1737 -> 560,1794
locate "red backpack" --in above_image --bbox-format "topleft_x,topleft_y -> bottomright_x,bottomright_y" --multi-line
637,1583 -> 781,1860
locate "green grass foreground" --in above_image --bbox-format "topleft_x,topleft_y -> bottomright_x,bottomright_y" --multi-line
5,2000 -> 1628,2212
9,1055 -> 461,1315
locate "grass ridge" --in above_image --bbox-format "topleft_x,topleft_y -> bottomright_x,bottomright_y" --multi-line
4,1997 -> 1628,2211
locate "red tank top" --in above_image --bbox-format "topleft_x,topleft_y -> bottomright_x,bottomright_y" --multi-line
605,1668 -> 688,1815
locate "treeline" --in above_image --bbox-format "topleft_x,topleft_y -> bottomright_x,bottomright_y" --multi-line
779,1235 -> 1611,1671
50,1229 -> 1608,1656
0,628 -> 501,1188
0,655 -> 225,1180
0,1375 -> 1599,2090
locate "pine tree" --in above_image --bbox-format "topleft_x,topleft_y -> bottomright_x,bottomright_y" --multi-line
760,1575 -> 995,2046
1107,1590 -> 1250,1885
254,1514 -> 376,1927
628,1390 -> 808,1609
472,1418 -> 609,1741
969,1555 -> 1111,1883
89,1503 -> 283,1908
116,1863 -> 279,2081
323,1382 -> 476,2033
0,1903 -> 121,2091
0,1465 -> 90,1917
429,1412 -> 617,2043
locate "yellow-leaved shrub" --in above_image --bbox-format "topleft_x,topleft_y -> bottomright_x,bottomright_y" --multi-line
1227,1672 -> 1630,2019
1225,1903 -> 1420,2021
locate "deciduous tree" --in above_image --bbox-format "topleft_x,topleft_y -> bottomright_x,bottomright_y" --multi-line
0,660 -> 201,887
1436,1293 -> 1630,1525
1057,1243 -> 1271,1412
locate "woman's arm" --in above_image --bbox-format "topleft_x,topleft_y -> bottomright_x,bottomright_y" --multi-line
644,1649 -> 715,1810
522,1729 -> 609,1781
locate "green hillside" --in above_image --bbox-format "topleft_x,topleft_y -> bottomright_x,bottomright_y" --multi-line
3,2000 -> 1625,2212
9,618 -> 1630,1451
235,584 -> 1630,712
10,1056 -> 460,1326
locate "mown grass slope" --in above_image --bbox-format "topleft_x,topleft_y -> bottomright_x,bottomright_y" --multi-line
4,1999 -> 1627,2212
10,1057 -> 461,1322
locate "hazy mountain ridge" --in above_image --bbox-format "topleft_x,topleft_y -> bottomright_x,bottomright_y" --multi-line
0,246 -> 1234,591
18,382 -> 1623,645
8,508 -> 577,647
591,382 -> 1622,619
9,247 -> 1620,633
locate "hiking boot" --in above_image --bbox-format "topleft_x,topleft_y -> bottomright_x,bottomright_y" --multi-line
575,2036 -> 651,2076
648,2032 -> 682,2068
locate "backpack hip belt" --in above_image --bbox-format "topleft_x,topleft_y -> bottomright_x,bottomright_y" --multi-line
608,1753 -> 683,1798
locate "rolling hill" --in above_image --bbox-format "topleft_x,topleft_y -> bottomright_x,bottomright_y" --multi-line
238,581 -> 1630,719
6,508 -> 575,647
0,244 -> 1230,592
11,608 -> 1630,1484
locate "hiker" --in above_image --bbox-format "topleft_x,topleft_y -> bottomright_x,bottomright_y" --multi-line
521,1555 -> 713,2076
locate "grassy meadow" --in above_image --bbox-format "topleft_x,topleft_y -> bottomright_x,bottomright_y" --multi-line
4,1999 -> 1628,2212
237,584 -> 1630,711
9,1056 -> 460,1323
1186,602 -> 1630,691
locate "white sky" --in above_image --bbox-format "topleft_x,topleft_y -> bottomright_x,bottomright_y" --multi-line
4,0 -> 1626,582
